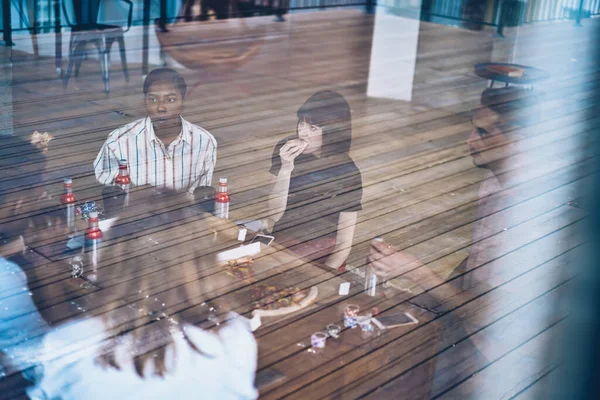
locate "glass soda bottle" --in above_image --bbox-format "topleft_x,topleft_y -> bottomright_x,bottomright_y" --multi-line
84,211 -> 103,241
60,177 -> 77,231
214,177 -> 230,219
114,159 -> 131,207
84,211 -> 102,281
364,237 -> 382,297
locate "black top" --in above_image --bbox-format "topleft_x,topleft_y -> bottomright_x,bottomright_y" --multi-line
269,137 -> 363,243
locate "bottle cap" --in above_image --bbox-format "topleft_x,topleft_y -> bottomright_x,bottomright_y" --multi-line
118,159 -> 129,167
82,201 -> 96,214
219,177 -> 228,184
63,177 -> 73,185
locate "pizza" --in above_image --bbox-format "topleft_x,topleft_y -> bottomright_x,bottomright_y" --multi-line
251,285 -> 319,318
485,64 -> 525,78
224,257 -> 255,283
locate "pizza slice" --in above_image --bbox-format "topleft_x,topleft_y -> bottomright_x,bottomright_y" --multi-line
224,257 -> 255,283
485,64 -> 525,78
252,286 -> 319,318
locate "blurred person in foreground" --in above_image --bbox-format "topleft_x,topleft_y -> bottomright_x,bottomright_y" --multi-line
367,87 -> 540,394
94,68 -> 217,193
267,90 -> 363,271
369,87 -> 538,296
0,135 -> 53,384
27,191 -> 258,400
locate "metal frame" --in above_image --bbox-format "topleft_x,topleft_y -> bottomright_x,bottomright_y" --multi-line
60,0 -> 133,32
2,0 -> 13,45
3,0 -> 600,46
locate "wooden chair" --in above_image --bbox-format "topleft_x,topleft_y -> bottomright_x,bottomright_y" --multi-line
62,0 -> 133,93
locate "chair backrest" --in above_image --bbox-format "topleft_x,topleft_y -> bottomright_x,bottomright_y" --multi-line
61,0 -> 101,27
62,0 -> 133,30
98,0 -> 133,29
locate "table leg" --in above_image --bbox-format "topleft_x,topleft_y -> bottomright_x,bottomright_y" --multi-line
183,0 -> 193,22
2,0 -> 14,46
142,0 -> 150,76
54,0 -> 62,77
29,0 -> 39,55
159,0 -> 168,32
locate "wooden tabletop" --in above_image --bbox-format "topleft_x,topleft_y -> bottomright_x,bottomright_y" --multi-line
14,189 -> 439,398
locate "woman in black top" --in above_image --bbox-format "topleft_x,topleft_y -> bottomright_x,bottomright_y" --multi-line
267,91 -> 363,270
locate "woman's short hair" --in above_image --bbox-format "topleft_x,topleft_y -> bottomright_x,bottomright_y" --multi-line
297,90 -> 353,154
143,68 -> 187,99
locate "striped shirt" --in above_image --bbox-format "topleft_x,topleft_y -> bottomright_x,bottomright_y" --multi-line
94,117 -> 217,192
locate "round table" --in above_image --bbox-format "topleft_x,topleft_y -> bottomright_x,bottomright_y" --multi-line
474,62 -> 549,88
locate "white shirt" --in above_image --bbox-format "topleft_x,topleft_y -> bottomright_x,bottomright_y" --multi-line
28,316 -> 258,400
0,257 -> 48,379
94,117 -> 217,192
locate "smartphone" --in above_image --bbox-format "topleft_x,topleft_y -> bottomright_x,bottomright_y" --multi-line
250,234 -> 274,247
372,312 -> 418,329
255,368 -> 285,388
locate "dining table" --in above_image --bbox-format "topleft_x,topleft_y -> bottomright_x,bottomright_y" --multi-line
13,183 -> 440,398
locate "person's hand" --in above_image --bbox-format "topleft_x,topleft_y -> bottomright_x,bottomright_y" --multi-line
324,257 -> 344,271
367,238 -> 422,279
30,131 -> 54,154
279,139 -> 308,170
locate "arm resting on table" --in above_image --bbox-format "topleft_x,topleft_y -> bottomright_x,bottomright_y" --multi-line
265,166 -> 293,231
324,211 -> 358,270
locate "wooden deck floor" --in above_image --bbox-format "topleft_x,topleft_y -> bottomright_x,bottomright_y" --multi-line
1,8 -> 598,399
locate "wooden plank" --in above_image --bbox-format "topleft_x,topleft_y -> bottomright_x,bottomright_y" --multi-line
434,322 -> 562,399
16,135 -> 595,298
284,233 -> 579,399
4,65 -> 597,210
14,120 -> 596,292
3,65 -> 596,225
252,200 -> 580,390
20,151 -> 591,340
11,152 -> 589,362
364,278 -> 569,399
509,367 -> 559,399
3,84 -> 595,236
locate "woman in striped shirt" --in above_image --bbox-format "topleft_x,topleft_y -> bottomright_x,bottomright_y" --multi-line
94,68 -> 217,193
